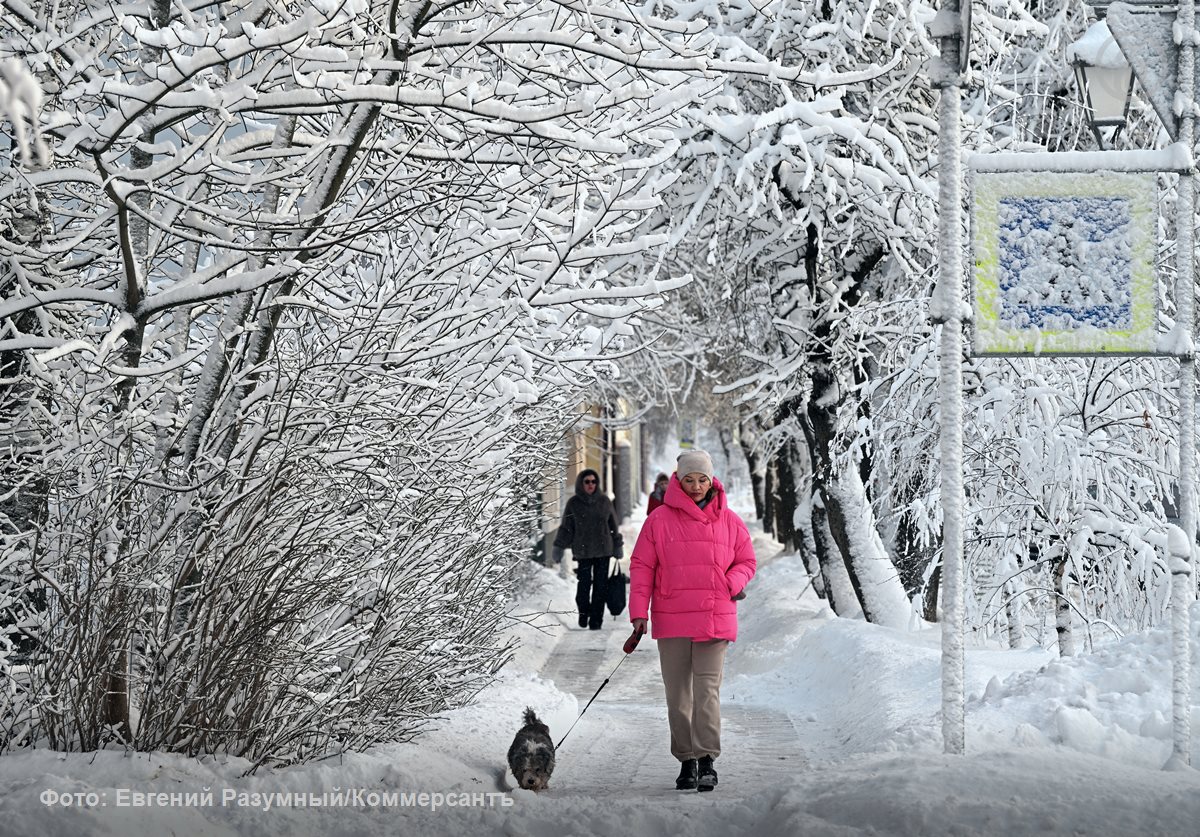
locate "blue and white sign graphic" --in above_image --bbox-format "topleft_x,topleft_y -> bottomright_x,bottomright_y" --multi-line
972,171 -> 1157,355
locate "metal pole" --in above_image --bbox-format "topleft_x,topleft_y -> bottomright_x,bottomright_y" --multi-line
1099,0 -> 1194,770
933,0 -> 965,756
1172,0 -> 1196,769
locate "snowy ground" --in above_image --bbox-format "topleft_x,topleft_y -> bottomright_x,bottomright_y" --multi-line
2,504 -> 1200,836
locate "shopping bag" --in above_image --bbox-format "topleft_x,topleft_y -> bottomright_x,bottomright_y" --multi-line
606,564 -> 628,616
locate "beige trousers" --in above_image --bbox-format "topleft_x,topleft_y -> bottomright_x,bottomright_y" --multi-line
656,637 -> 729,762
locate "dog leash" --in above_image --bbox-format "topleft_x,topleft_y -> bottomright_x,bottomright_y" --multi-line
554,624 -> 646,751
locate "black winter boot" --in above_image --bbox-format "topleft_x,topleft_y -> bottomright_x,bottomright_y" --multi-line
697,755 -> 717,791
675,759 -> 698,790
578,613 -> 588,628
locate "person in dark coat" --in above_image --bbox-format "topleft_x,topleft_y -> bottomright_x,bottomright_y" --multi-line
552,469 -> 623,629
646,472 -> 670,515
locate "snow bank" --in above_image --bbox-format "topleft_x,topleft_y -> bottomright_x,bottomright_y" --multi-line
739,546 -> 1200,771
954,624 -> 1200,769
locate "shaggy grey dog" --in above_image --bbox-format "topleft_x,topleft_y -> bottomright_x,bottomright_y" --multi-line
507,707 -> 555,791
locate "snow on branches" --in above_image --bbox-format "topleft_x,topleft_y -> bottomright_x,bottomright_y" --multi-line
0,0 -> 724,763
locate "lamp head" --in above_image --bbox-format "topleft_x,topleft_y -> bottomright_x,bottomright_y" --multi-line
1068,20 -> 1134,149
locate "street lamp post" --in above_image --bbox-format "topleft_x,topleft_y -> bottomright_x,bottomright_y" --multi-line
1075,0 -> 1196,768
932,0 -> 968,756
1170,0 -> 1196,773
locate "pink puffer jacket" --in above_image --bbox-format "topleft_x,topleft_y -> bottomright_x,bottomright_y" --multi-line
629,475 -> 756,642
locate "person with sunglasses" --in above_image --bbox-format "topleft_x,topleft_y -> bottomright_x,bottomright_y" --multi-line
551,469 -> 623,630
628,450 -> 756,792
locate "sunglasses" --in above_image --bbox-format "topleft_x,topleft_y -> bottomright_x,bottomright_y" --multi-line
583,478 -> 598,484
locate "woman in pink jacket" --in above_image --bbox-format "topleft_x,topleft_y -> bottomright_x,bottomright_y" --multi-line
629,450 -> 756,792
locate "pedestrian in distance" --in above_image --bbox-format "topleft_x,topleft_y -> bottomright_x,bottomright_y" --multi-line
552,469 -> 623,630
646,472 -> 670,515
629,450 -> 756,792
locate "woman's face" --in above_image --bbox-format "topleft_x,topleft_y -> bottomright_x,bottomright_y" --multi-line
582,474 -> 598,494
655,477 -> 669,492
680,473 -> 711,503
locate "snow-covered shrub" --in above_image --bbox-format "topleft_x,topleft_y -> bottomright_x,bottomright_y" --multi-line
0,277 -> 575,764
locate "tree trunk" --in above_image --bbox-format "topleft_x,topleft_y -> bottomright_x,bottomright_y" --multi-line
802,346 -> 911,627
795,229 -> 908,627
1005,580 -> 1023,649
102,628 -> 134,744
922,563 -> 941,623
95,0 -> 176,742
179,116 -> 298,471
812,496 -> 861,617
739,429 -> 766,521
763,458 -> 778,540
894,505 -> 939,598
794,472 -> 827,600
1053,551 -> 1074,657
717,427 -> 734,472
818,466 -> 912,628
773,440 -> 800,552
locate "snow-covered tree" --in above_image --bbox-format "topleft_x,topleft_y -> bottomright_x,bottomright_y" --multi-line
0,0 -> 744,762
610,0 -> 1183,648
607,0 -> 949,627
860,0 -> 1184,649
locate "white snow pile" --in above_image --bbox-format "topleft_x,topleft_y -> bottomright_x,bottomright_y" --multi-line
1,530 -> 1199,836
955,627 -> 1195,769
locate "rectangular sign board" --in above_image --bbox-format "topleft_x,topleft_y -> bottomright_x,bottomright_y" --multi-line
971,171 -> 1158,355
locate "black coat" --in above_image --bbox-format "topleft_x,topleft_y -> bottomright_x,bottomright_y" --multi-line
553,472 -> 623,560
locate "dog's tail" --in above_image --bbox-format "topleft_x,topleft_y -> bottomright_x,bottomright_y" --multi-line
523,707 -> 541,727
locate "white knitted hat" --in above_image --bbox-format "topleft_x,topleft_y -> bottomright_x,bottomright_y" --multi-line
675,450 -> 714,479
